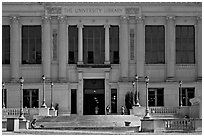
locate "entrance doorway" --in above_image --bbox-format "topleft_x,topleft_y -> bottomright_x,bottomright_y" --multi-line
83,79 -> 105,115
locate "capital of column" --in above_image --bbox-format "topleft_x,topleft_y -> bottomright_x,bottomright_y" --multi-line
135,16 -> 145,23
77,24 -> 84,28
42,16 -> 51,24
166,16 -> 175,22
104,24 -> 110,29
10,16 -> 20,24
196,16 -> 202,24
120,16 -> 129,24
58,16 -> 67,23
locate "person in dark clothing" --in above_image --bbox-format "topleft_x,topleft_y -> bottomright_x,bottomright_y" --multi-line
31,119 -> 44,129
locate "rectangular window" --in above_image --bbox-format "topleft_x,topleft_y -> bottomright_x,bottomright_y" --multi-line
2,25 -> 10,64
52,29 -> 57,61
83,26 -> 105,64
148,88 -> 164,106
145,25 -> 165,64
23,89 -> 39,108
130,29 -> 135,60
176,25 -> 195,64
179,88 -> 195,106
68,26 -> 78,64
111,89 -> 117,113
110,26 -> 119,64
71,89 -> 77,114
22,26 -> 42,64
2,89 -> 7,108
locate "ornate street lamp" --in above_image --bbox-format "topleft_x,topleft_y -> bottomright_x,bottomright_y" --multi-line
144,76 -> 150,119
2,82 -> 5,109
135,75 -> 140,106
50,82 -> 55,110
41,75 -> 47,108
132,81 -> 136,106
19,77 -> 25,120
179,81 -> 183,107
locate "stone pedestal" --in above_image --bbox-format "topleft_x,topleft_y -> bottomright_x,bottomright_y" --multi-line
7,118 -> 19,131
49,109 -> 57,116
39,108 -> 50,116
130,106 -> 145,117
19,119 -> 30,129
141,119 -> 165,132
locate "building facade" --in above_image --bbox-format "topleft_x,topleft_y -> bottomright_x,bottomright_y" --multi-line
2,2 -> 202,115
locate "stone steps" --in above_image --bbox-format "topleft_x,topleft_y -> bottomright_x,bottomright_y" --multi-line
36,115 -> 141,128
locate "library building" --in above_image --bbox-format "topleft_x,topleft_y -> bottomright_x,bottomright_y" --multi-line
2,2 -> 202,116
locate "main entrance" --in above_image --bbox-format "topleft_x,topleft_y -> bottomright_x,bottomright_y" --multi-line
83,79 -> 105,115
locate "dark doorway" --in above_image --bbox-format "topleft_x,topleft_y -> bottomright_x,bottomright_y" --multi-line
83,79 -> 105,115
71,89 -> 77,114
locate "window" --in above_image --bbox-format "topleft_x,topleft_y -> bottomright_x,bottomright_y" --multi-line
145,25 -> 165,64
110,26 -> 119,64
83,26 -> 105,64
179,88 -> 195,106
52,29 -> 57,61
2,88 -> 7,108
148,88 -> 164,106
111,89 -> 117,113
130,29 -> 135,60
68,26 -> 78,64
2,25 -> 10,64
176,25 -> 195,64
71,89 -> 77,114
23,89 -> 39,108
22,26 -> 41,64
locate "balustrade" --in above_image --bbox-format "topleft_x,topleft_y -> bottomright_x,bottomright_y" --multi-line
165,119 -> 195,130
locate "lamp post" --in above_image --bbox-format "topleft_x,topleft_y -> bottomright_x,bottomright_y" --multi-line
144,76 -> 150,119
132,81 -> 136,106
179,81 -> 182,107
135,75 -> 140,106
2,82 -> 5,109
19,77 -> 25,120
50,82 -> 55,110
41,75 -> 47,108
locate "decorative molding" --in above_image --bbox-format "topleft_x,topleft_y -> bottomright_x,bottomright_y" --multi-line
125,7 -> 140,15
104,24 -> 110,29
10,16 -> 20,24
135,16 -> 145,23
42,16 -> 51,24
120,15 -> 129,23
166,16 -> 175,21
77,24 -> 84,28
196,16 -> 202,24
46,6 -> 62,15
57,15 -> 67,23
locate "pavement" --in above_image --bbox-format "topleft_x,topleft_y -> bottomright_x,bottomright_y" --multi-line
1,128 -> 202,135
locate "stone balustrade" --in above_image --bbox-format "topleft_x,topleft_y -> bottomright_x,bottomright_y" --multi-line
165,119 -> 195,131
149,107 -> 177,114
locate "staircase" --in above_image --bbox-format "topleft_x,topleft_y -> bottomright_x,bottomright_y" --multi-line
36,115 -> 141,130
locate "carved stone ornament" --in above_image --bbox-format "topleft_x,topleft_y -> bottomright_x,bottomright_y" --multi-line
125,7 -> 140,15
135,16 -> 144,23
166,16 -> 175,21
10,16 -> 20,23
46,7 -> 62,15
42,16 -> 51,23
58,16 -> 67,23
120,16 -> 129,23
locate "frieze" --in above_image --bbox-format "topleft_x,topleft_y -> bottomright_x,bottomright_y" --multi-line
45,6 -> 141,16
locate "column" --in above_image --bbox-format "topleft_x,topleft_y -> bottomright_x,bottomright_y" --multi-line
10,16 -> 20,82
166,16 -> 176,81
197,16 -> 202,81
42,16 -> 51,80
104,24 -> 110,64
77,24 -> 83,64
58,16 -> 67,82
136,16 -> 145,80
119,16 -> 129,79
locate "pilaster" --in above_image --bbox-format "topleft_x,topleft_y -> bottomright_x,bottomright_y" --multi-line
166,16 -> 176,82
104,24 -> 110,64
42,16 -> 51,81
119,16 -> 129,80
135,16 -> 145,80
58,16 -> 67,82
10,16 -> 20,82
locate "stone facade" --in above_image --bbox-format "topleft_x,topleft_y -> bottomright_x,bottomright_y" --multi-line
2,2 -> 202,115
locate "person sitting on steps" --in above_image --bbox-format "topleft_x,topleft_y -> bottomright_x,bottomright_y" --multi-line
31,119 -> 44,129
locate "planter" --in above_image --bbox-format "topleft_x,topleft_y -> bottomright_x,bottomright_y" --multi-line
125,121 -> 131,126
